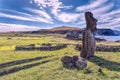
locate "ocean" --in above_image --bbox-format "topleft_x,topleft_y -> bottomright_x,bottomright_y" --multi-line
95,36 -> 120,41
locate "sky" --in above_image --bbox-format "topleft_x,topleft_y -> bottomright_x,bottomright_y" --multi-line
0,0 -> 120,32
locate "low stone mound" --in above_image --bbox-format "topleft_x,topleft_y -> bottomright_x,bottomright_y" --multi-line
61,56 -> 87,69
75,44 -> 120,52
15,43 -> 67,51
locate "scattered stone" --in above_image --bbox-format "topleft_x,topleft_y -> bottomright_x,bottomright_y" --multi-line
61,56 -> 74,69
72,55 -> 79,63
75,57 -> 87,69
61,56 -> 87,69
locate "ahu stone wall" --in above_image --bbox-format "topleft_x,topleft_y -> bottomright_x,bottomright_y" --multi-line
15,44 -> 67,51
75,44 -> 120,52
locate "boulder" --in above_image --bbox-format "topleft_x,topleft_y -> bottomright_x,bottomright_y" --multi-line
72,55 -> 79,63
61,56 -> 74,68
61,56 -> 87,69
75,57 -> 87,69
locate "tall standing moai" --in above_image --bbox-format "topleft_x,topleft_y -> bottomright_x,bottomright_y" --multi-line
80,12 -> 97,58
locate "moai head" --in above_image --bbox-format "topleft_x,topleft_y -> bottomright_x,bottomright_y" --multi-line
85,12 -> 97,32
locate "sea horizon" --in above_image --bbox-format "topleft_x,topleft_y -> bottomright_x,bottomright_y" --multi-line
95,35 -> 120,41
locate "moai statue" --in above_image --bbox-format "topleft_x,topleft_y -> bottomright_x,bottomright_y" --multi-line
80,12 -> 97,58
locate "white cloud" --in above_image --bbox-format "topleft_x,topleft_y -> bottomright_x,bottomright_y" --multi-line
96,9 -> 120,29
0,13 -> 35,21
46,0 -> 114,24
0,9 -> 53,24
32,0 -> 73,18
24,8 -> 53,21
30,0 -> 120,30
57,13 -> 79,22
91,2 -> 114,15
76,0 -> 108,12
0,23 -> 40,32
99,9 -> 120,22
1,0 -> 119,31
74,0 -> 119,29
32,0 -> 62,16
99,17 -> 120,29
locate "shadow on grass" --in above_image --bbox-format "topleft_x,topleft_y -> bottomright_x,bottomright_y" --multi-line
0,60 -> 51,76
88,56 -> 120,71
0,58 -> 59,76
0,56 -> 53,69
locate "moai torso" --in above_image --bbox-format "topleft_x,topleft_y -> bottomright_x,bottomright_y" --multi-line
80,12 -> 97,58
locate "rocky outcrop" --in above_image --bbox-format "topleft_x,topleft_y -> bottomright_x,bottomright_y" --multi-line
61,56 -> 87,69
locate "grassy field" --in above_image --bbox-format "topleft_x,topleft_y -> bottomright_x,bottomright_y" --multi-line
0,34 -> 120,80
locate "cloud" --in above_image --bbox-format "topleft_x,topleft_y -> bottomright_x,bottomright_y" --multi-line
99,9 -> 120,22
91,2 -> 114,15
0,23 -> 40,32
97,9 -> 120,29
0,13 -> 36,21
98,17 -> 120,29
32,0 -> 73,18
76,0 -> 108,12
74,0 -> 118,29
0,9 -> 53,24
1,0 -> 120,31
25,0 -> 120,30
57,13 -> 79,22
24,8 -> 53,22
32,0 -> 62,15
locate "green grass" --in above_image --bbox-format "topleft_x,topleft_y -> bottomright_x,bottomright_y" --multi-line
0,34 -> 120,80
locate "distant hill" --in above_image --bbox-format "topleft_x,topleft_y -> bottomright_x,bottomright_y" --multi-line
113,30 -> 120,36
31,26 -> 82,34
49,26 -> 82,31
11,26 -> 120,36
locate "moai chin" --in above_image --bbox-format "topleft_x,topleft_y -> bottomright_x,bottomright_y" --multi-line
80,12 -> 97,58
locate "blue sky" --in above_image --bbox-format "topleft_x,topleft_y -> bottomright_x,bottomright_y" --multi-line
0,0 -> 120,32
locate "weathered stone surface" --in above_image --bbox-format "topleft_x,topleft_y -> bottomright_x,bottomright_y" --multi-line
61,56 -> 87,69
72,55 -> 79,63
61,56 -> 72,63
61,56 -> 74,68
80,12 -> 97,58
75,57 -> 87,69
15,44 -> 67,51
76,44 -> 120,52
